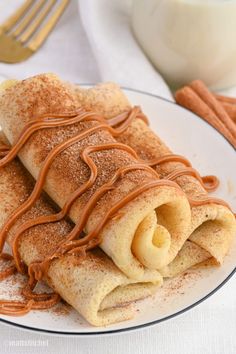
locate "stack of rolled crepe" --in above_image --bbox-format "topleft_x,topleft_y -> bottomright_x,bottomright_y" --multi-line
75,82 -> 236,277
0,75 -> 192,277
0,74 -> 194,325
0,132 -> 162,326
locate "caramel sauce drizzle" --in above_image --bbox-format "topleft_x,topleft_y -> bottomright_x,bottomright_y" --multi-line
107,112 -> 227,204
145,155 -> 219,193
0,105 -> 234,316
124,115 -> 234,211
108,112 -> 234,212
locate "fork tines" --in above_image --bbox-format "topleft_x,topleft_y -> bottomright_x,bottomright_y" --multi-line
0,0 -> 69,62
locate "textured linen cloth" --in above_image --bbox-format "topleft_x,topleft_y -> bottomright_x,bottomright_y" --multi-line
0,1 -> 235,354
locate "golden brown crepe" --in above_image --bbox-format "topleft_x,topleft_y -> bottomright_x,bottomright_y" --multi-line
74,82 -> 236,277
0,74 -> 191,279
0,133 -> 162,326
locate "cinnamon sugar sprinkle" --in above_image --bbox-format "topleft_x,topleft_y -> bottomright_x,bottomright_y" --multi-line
162,270 -> 201,299
51,301 -> 71,317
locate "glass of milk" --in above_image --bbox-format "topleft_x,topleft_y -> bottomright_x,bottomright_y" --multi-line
132,0 -> 236,90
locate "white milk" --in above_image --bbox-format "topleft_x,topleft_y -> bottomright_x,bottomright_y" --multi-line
132,0 -> 236,89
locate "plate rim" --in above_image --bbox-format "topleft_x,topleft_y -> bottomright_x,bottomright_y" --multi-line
0,85 -> 235,336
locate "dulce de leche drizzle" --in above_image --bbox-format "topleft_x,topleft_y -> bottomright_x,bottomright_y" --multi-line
107,112 -> 232,208
0,106 -> 178,316
145,155 -> 220,193
107,119 -> 220,194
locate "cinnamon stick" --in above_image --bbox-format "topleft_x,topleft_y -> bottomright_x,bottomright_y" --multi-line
175,86 -> 236,148
220,102 -> 236,124
189,80 -> 236,140
214,93 -> 236,105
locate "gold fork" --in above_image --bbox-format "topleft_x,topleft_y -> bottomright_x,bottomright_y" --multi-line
0,0 -> 69,63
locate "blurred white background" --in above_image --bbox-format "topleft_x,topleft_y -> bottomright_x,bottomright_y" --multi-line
0,1 -> 235,354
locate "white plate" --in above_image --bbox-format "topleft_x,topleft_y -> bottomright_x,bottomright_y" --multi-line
0,87 -> 235,336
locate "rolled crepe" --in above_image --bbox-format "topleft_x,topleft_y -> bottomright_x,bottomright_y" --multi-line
74,82 -> 236,277
0,133 -> 162,326
0,74 -> 191,279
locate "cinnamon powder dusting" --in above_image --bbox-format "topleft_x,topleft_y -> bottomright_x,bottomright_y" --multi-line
51,301 -> 71,317
161,270 -> 202,301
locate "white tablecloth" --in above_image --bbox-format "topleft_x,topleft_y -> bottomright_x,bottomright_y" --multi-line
1,277 -> 236,354
0,1 -> 235,353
